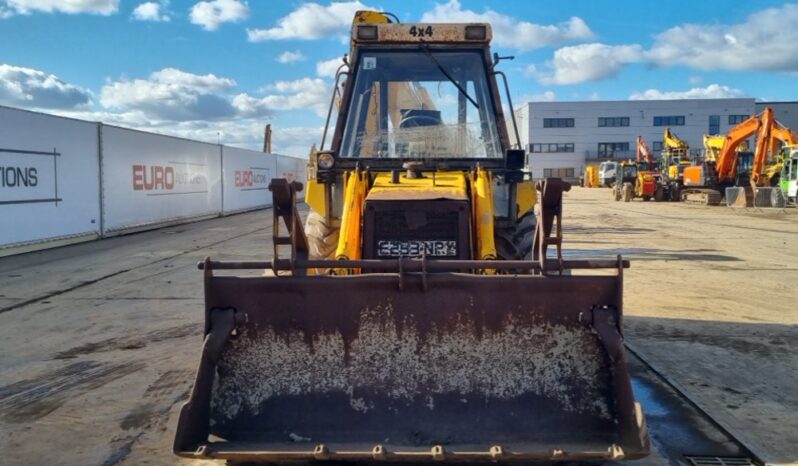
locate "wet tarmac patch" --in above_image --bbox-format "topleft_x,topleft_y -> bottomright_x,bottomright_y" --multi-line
54,323 -> 201,359
120,369 -> 192,431
558,247 -> 741,262
0,361 -> 144,422
100,432 -> 143,466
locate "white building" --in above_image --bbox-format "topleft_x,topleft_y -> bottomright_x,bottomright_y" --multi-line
514,98 -> 756,181
757,101 -> 798,131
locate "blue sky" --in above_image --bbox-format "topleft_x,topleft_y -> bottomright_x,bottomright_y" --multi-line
1,0 -> 797,155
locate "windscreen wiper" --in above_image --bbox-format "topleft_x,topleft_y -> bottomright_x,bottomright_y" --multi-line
420,44 -> 479,109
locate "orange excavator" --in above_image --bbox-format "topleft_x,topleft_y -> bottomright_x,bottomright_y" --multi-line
682,107 -> 774,205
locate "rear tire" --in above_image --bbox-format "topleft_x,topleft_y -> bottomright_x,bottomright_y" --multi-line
304,211 -> 340,259
654,186 -> 665,202
670,183 -> 682,201
495,210 -> 536,261
642,195 -> 651,202
622,183 -> 633,202
613,186 -> 622,201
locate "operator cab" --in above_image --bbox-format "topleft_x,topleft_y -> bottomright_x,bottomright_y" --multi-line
735,151 -> 754,186
321,22 -> 521,172
339,49 -> 502,160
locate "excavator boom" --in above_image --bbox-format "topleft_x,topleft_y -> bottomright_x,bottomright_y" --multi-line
636,135 -> 654,165
750,107 -> 774,186
715,114 -> 761,184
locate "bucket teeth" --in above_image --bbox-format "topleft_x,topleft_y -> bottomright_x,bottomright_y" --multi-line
313,444 -> 329,460
489,445 -> 504,459
372,444 -> 386,460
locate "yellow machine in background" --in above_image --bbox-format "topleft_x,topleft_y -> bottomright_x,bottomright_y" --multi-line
704,134 -> 746,161
662,128 -> 691,181
583,164 -> 600,187
763,124 -> 798,186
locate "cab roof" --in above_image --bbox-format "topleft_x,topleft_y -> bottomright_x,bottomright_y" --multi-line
352,22 -> 493,45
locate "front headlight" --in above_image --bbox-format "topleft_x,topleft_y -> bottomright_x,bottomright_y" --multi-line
318,152 -> 335,169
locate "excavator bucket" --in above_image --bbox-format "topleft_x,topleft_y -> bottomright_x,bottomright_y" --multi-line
174,261 -> 649,463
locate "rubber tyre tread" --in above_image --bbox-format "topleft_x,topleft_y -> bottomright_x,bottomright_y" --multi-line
622,183 -> 633,202
494,211 -> 537,261
304,210 -> 340,260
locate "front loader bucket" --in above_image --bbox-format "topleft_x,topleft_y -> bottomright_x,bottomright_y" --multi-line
174,263 -> 649,463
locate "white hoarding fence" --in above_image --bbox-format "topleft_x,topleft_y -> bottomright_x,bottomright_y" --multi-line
101,125 -> 222,234
1,105 -> 310,253
274,153 -> 307,200
222,146 -> 276,214
0,106 -> 100,251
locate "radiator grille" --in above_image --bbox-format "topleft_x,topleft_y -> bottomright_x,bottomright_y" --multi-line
373,209 -> 460,258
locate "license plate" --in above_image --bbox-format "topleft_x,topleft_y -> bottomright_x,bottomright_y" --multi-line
376,240 -> 457,257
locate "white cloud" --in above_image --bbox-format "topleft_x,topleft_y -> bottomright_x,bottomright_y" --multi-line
190,0 -> 248,31
537,43 -> 643,85
150,67 -> 235,89
100,68 -> 253,121
0,64 -> 91,109
151,121 -> 319,155
316,57 -> 344,77
646,4 -> 798,72
629,84 -> 747,100
257,78 -> 332,117
98,70 -> 332,123
131,1 -> 169,22
420,0 -> 593,50
526,4 -> 798,86
1,0 -> 118,15
276,50 -> 306,64
518,91 -> 556,102
50,108 -> 319,155
247,1 -> 368,41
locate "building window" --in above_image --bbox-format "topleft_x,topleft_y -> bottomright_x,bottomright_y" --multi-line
598,142 -> 630,155
653,116 -> 685,126
543,168 -> 575,178
652,141 -> 663,152
598,117 -> 630,127
709,115 -> 720,135
529,143 -> 575,153
728,114 -> 748,125
543,118 -> 575,128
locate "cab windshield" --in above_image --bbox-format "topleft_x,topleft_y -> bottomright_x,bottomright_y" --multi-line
339,49 -> 502,159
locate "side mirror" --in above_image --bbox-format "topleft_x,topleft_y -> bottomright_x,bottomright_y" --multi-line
506,149 -> 525,170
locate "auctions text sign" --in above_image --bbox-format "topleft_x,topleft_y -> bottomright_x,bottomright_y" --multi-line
1,148 -> 60,206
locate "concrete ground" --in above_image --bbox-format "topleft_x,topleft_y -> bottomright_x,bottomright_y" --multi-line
0,188 -> 796,465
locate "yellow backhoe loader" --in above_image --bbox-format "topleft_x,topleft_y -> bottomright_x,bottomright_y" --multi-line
662,128 -> 691,182
173,11 -> 649,464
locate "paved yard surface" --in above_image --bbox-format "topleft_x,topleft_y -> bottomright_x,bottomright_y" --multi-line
1,188 -> 796,465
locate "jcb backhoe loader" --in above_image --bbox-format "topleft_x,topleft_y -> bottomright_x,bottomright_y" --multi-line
174,12 -> 649,464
